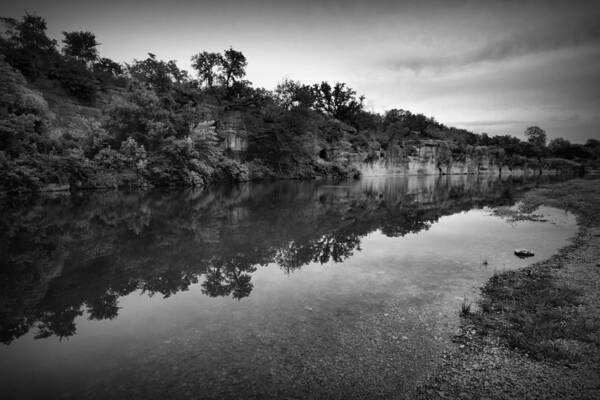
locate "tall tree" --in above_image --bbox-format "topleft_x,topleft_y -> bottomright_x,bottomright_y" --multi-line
0,13 -> 58,77
191,51 -> 222,90
313,81 -> 364,124
220,47 -> 247,88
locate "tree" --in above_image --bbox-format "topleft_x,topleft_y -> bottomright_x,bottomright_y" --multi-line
94,57 -> 123,76
191,48 -> 248,100
524,126 -> 547,148
128,53 -> 187,93
548,137 -> 570,153
275,79 -> 316,110
62,31 -> 99,63
0,13 -> 58,78
312,81 -> 364,124
220,47 -> 247,88
585,139 -> 600,158
191,51 -> 222,90
93,57 -> 126,86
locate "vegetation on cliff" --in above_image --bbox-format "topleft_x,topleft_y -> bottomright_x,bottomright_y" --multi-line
1,14 -> 599,193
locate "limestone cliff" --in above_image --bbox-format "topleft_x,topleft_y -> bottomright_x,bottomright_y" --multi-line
202,107 -> 579,179
217,110 -> 248,153
344,140 -> 577,177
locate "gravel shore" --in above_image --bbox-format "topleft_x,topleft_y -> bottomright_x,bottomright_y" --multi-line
416,178 -> 600,400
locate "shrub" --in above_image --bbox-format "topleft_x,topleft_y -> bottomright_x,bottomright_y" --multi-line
51,58 -> 99,102
0,154 -> 42,192
215,158 -> 249,182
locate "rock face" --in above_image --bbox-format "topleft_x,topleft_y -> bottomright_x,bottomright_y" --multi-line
217,110 -> 248,153
201,106 -> 581,178
195,105 -> 249,154
353,140 -> 558,177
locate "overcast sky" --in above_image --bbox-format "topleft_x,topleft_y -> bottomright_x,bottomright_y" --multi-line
2,0 -> 599,142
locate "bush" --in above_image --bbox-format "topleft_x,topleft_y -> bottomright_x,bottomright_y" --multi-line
93,147 -> 126,170
247,159 -> 276,180
119,137 -> 147,171
215,158 -> 249,182
0,114 -> 46,156
51,58 -> 99,102
0,154 -> 42,192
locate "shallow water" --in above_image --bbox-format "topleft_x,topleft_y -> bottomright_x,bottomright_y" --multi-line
0,175 -> 577,399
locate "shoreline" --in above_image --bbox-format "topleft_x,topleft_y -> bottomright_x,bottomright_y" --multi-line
0,169 -> 579,197
416,178 -> 600,399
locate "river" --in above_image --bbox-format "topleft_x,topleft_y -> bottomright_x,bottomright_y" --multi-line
0,175 -> 578,399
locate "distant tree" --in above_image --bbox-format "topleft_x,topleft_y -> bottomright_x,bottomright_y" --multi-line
524,126 -> 547,148
275,79 -> 316,110
219,47 -> 247,88
383,109 -> 411,126
585,138 -> 600,148
94,57 -> 123,76
128,53 -> 187,93
191,48 -> 248,100
166,60 -> 188,83
191,51 -> 222,91
312,81 -> 364,124
479,133 -> 494,146
548,137 -> 570,153
548,138 -> 597,160
62,31 -> 99,63
584,139 -> 600,159
0,13 -> 58,78
93,57 -> 126,86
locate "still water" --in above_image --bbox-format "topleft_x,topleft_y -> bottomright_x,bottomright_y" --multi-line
0,175 -> 577,399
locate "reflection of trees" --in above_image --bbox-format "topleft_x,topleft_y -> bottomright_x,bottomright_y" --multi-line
275,232 -> 362,272
202,258 -> 256,300
0,175 -> 564,342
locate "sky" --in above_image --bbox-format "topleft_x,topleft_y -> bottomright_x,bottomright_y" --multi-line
2,0 -> 599,143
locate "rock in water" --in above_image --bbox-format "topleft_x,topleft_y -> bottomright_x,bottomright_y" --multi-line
514,249 -> 535,258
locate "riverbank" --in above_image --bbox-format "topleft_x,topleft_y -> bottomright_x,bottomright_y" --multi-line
416,178 -> 600,399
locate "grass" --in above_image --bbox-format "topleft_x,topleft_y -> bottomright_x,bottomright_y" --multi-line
460,296 -> 472,317
518,178 -> 600,227
467,267 -> 594,360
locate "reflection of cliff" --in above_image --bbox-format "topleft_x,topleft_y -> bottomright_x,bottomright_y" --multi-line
0,175 -> 563,342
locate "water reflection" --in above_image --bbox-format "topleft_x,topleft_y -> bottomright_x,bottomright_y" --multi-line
0,175 -> 562,343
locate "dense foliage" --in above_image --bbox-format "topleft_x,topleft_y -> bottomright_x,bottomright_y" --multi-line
0,14 -> 598,193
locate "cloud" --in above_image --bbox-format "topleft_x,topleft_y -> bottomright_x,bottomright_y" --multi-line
386,14 -> 600,72
451,119 -> 526,127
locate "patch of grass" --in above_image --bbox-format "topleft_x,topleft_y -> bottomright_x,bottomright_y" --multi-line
460,297 -> 472,317
519,178 -> 600,227
493,206 -> 547,223
466,267 -> 597,361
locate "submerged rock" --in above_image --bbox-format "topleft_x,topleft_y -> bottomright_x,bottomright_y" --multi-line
514,249 -> 535,258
